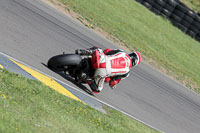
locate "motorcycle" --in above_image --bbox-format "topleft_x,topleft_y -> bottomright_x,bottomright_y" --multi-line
47,50 -> 96,84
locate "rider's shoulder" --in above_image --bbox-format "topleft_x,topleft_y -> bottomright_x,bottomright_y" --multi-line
104,49 -> 125,55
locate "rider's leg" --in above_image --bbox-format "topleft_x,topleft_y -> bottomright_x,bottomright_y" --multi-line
89,81 -> 99,93
93,68 -> 107,92
77,74 -> 99,93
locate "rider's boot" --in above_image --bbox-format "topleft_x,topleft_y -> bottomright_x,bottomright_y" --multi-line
77,72 -> 87,83
87,80 -> 100,94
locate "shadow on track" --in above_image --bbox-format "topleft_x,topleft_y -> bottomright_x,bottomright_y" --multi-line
41,62 -> 95,96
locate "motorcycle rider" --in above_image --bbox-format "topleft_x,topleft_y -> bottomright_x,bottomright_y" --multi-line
75,46 -> 141,93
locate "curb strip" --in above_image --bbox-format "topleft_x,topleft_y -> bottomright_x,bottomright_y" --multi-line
10,58 -> 84,104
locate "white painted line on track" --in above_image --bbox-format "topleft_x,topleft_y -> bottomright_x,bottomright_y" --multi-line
0,51 -> 164,133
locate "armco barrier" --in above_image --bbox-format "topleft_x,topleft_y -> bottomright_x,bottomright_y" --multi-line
136,0 -> 200,42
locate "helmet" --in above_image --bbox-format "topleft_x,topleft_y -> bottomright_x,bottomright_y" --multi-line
128,51 -> 141,66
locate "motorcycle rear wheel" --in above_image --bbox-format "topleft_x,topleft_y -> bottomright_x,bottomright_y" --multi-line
47,54 -> 82,71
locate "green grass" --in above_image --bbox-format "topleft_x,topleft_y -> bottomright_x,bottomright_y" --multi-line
0,68 -> 159,133
181,0 -> 200,13
58,0 -> 200,92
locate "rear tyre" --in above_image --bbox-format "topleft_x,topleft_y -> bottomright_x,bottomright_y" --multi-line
47,54 -> 82,71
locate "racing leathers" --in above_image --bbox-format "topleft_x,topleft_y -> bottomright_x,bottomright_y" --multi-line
77,47 -> 132,93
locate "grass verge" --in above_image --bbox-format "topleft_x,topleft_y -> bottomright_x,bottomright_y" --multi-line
0,68 -> 159,133
50,0 -> 200,92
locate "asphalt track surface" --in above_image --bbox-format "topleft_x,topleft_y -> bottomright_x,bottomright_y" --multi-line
1,0 -> 200,132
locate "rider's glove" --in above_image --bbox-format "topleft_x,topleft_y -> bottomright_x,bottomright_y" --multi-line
87,46 -> 100,54
109,80 -> 118,89
105,77 -> 111,83
109,78 -> 121,89
76,47 -> 100,55
75,49 -> 87,55
88,46 -> 99,51
111,84 -> 117,89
